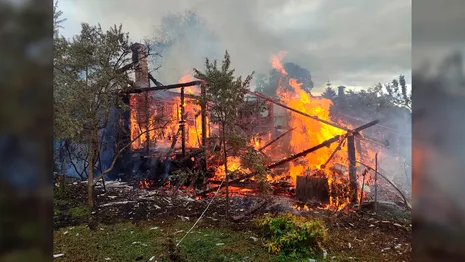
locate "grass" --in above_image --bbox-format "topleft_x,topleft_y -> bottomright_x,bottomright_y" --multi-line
54,221 -> 289,262
52,184 -> 411,261
68,206 -> 91,219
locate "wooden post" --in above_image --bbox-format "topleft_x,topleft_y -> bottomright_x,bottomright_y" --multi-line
144,91 -> 150,155
359,169 -> 367,209
180,87 -> 186,158
200,84 -> 208,170
200,84 -> 207,148
347,135 -> 358,204
374,152 -> 379,213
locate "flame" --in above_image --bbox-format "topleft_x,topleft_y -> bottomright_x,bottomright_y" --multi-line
269,51 -> 379,208
251,132 -> 272,150
179,72 -> 200,95
214,156 -> 250,180
129,71 -> 205,150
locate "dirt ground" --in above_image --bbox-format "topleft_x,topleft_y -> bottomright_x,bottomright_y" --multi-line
54,180 -> 412,261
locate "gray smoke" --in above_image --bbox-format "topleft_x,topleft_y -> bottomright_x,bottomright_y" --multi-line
60,0 -> 410,91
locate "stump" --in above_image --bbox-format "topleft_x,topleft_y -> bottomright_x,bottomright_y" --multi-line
295,176 -> 330,204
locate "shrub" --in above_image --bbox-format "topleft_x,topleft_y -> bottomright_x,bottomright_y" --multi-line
254,213 -> 327,257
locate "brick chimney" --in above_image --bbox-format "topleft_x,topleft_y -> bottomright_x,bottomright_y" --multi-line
130,43 -> 149,88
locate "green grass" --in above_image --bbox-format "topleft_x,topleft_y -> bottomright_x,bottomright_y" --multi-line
54,221 -> 296,262
68,206 -> 91,219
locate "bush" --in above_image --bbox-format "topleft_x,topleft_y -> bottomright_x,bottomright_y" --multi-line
254,213 -> 327,257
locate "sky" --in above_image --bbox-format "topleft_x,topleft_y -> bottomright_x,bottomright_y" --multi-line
57,0 -> 411,94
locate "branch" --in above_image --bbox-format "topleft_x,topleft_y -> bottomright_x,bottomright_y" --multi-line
92,122 -> 169,185
65,142 -> 87,180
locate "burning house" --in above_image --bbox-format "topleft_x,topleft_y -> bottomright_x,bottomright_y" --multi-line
117,43 -> 410,212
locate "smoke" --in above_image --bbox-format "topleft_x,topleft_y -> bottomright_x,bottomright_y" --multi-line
60,0 -> 410,91
413,51 -> 465,221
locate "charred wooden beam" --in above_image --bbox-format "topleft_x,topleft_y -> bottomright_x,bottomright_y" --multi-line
180,87 -> 186,158
268,135 -> 342,168
148,72 -> 163,87
248,91 -> 349,131
258,127 -> 295,152
123,80 -> 205,94
322,134 -> 347,169
347,135 -> 358,203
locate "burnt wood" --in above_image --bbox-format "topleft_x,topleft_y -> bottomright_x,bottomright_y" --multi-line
295,176 -> 330,204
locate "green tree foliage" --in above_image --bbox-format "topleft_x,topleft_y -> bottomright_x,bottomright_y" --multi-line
255,62 -> 314,96
194,51 -> 269,194
321,87 -> 337,100
54,20 -> 136,206
194,50 -> 254,135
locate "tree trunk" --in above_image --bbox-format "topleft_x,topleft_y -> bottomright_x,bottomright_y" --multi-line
222,121 -> 229,218
87,134 -> 97,208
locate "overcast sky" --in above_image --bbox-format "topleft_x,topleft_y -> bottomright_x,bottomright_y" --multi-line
57,0 -> 411,94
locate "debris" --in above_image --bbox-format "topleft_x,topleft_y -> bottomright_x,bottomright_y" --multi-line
216,243 -> 224,246
53,254 -> 64,258
179,216 -> 190,221
308,259 -> 316,262
148,256 -> 156,261
322,249 -> 327,259
250,236 -> 258,242
105,258 -> 111,261
63,231 -> 68,235
150,227 -> 159,230
100,201 -> 137,207
348,242 -> 352,249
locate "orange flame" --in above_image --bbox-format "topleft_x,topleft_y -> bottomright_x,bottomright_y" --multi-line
270,51 -> 378,208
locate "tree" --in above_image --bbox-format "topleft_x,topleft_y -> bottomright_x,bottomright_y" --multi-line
194,51 -> 267,216
383,74 -> 411,110
321,87 -> 337,100
255,62 -> 314,96
54,22 -> 143,207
